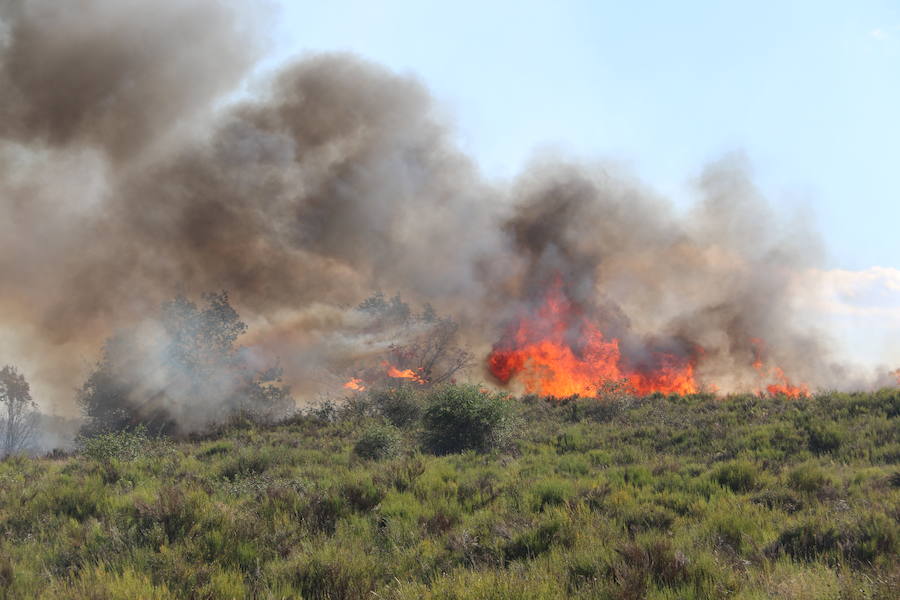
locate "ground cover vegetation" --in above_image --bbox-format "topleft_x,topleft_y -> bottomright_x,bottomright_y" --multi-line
0,385 -> 897,599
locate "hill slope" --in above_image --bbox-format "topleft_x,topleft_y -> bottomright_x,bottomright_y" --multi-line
1,389 -> 898,599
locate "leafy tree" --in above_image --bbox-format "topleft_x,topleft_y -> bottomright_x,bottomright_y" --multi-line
78,292 -> 292,436
0,365 -> 38,457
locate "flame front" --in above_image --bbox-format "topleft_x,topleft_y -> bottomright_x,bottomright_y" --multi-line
343,377 -> 366,391
750,339 -> 809,397
487,279 -> 697,397
384,363 -> 428,384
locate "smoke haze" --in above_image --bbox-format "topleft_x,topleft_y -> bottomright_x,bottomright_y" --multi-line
0,0 -> 891,420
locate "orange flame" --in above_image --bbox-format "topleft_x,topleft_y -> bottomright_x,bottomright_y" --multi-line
487,279 -> 697,397
750,338 -> 808,397
384,362 -> 428,384
892,368 -> 900,386
343,377 -> 366,392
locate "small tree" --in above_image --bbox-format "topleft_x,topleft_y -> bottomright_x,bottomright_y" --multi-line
78,291 -> 292,436
355,293 -> 472,387
0,365 -> 38,458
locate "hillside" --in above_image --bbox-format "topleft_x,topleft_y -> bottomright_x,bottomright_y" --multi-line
0,388 -> 898,599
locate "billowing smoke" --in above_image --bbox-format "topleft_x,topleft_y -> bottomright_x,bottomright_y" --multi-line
0,1 -> 891,424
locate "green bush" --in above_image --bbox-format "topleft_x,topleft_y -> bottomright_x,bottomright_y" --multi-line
571,395 -> 625,423
421,385 -> 515,455
353,424 -> 402,460
766,512 -> 898,565
503,519 -> 575,561
807,423 -> 844,454
370,387 -> 423,428
788,464 -> 831,494
78,426 -> 151,462
713,460 -> 759,493
531,479 -> 574,512
339,477 -> 385,512
768,518 -> 841,562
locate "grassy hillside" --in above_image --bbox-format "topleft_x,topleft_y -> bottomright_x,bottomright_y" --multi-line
0,388 -> 898,599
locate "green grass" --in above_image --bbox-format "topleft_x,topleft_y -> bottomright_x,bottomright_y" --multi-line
0,388 -> 898,599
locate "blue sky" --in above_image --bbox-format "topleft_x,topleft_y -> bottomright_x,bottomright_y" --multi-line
268,0 -> 900,365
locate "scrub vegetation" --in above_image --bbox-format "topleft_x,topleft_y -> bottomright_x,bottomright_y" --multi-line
0,386 -> 897,599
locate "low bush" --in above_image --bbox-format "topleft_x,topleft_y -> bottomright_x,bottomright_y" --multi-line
78,426 -> 151,462
370,387 -> 423,428
807,423 -> 844,454
421,385 -> 515,455
353,424 -> 402,460
788,464 -> 831,495
713,460 -> 760,493
503,519 -> 575,561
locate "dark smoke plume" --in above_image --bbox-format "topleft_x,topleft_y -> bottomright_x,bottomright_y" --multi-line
0,1 -> 889,425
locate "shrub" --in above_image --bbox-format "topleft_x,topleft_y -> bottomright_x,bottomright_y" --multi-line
531,479 -> 574,512
751,489 -> 804,514
555,429 -> 588,453
370,387 -> 423,428
503,519 -> 575,561
572,396 -> 624,423
771,513 -> 899,566
339,477 -> 385,512
353,424 -> 402,460
713,460 -> 759,493
621,503 -> 677,532
218,448 -> 274,480
788,464 -> 831,495
78,426 -> 151,462
710,511 -> 759,555
846,514 -> 898,564
608,538 -> 693,593
769,518 -> 842,562
807,423 -> 843,454
421,385 -> 515,455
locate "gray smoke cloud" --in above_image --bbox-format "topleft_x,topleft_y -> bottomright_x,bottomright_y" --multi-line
0,0 -> 891,422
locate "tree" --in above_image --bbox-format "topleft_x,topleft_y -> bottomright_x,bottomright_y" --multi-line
0,365 -> 38,458
355,293 -> 472,387
78,291 -> 292,437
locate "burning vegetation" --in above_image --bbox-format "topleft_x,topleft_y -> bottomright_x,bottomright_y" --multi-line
487,276 -> 699,397
0,0 -> 896,437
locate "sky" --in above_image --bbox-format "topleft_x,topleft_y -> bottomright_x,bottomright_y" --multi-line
266,0 -> 900,367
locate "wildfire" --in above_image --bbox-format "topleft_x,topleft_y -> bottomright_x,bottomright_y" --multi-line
892,368 -> 900,386
343,377 -> 366,392
343,362 -> 428,392
750,338 -> 809,398
487,278 -> 697,397
384,362 -> 428,384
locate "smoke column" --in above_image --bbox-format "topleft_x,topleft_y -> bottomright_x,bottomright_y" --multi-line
0,0 -> 890,420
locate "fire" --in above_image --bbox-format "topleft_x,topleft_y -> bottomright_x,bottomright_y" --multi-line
763,367 -> 809,398
750,338 -> 809,398
487,279 -> 697,397
384,362 -> 428,384
343,362 -> 428,392
892,368 -> 900,386
343,377 -> 366,392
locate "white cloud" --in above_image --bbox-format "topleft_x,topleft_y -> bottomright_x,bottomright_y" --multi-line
790,266 -> 900,368
793,266 -> 900,320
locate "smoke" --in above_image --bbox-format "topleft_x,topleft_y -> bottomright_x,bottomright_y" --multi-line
0,1 -> 889,421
